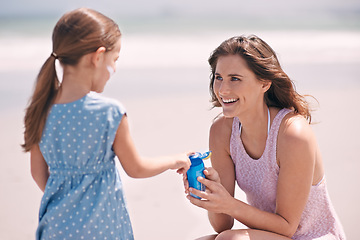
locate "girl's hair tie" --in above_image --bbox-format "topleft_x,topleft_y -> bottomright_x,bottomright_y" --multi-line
51,52 -> 58,59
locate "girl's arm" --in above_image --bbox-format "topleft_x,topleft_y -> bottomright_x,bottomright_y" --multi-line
113,115 -> 191,178
189,115 -> 316,238
30,145 -> 49,192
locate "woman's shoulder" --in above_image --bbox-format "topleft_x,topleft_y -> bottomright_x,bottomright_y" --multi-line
278,110 -> 316,149
276,110 -> 319,176
210,116 -> 234,143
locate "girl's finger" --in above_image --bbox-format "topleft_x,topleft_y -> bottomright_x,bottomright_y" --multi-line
183,175 -> 189,193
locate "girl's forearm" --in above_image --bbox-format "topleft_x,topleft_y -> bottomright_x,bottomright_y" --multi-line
125,154 -> 187,178
129,156 -> 174,178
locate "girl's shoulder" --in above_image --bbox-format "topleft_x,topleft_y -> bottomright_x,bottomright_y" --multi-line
86,92 -> 126,114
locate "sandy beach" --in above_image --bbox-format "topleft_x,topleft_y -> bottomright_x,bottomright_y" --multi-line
0,30 -> 359,239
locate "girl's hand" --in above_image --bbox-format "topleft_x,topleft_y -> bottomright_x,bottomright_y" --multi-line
170,152 -> 191,175
183,173 -> 190,194
187,167 -> 233,214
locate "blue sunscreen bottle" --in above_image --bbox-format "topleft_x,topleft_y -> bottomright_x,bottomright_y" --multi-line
187,151 -> 211,199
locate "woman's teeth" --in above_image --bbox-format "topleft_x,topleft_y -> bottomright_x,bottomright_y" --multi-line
222,98 -> 238,103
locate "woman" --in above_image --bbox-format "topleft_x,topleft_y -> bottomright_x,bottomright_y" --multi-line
186,35 -> 345,239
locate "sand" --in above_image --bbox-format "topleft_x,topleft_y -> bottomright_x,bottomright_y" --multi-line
1,30 -> 359,239
1,87 -> 359,239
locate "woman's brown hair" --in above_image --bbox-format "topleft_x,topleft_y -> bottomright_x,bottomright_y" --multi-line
22,8 -> 121,152
208,35 -> 312,122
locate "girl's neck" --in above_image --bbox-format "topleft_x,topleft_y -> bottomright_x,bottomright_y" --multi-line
54,67 -> 93,104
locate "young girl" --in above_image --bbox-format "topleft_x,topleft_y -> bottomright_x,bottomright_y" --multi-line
22,8 -> 191,240
186,35 -> 346,239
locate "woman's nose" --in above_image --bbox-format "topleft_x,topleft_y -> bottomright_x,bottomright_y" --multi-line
218,81 -> 231,95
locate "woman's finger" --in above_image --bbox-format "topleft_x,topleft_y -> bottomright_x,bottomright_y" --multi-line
189,187 -> 210,200
203,167 -> 221,183
187,194 -> 209,209
197,176 -> 217,192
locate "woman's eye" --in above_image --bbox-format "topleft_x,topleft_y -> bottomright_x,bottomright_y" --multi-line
231,77 -> 240,81
215,76 -> 223,81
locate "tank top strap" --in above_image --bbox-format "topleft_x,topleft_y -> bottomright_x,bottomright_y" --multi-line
231,108 -> 292,138
230,116 -> 241,163
268,108 -> 293,136
267,108 -> 293,159
230,108 -> 293,162
231,117 -> 241,143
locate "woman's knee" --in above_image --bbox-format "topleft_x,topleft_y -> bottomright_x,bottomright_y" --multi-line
195,234 -> 217,240
216,229 -> 249,240
215,229 -> 292,240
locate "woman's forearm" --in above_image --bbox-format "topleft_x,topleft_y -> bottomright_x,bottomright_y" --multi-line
191,176 -> 297,238
208,211 -> 234,233
225,198 -> 296,238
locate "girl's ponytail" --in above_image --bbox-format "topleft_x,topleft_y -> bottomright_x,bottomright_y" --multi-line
22,8 -> 121,152
22,55 -> 59,152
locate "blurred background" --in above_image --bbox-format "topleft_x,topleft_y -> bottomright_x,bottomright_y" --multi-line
0,0 -> 359,239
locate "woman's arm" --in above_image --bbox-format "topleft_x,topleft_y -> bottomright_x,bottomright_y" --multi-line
189,114 -> 317,237
206,117 -> 236,233
113,115 -> 190,178
30,145 -> 49,192
272,114 -> 317,236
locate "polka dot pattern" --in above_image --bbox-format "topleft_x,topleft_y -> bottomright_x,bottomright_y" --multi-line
37,93 -> 133,240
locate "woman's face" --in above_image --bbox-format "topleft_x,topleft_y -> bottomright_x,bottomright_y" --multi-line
213,54 -> 267,118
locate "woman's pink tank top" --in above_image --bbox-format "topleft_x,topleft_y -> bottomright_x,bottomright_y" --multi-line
230,108 -> 346,239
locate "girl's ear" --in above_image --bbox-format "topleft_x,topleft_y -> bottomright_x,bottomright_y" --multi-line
91,47 -> 106,67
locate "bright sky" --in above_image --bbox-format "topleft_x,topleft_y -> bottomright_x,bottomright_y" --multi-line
1,0 -> 359,18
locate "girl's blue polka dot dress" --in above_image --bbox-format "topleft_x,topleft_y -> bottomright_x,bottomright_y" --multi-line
37,92 -> 134,240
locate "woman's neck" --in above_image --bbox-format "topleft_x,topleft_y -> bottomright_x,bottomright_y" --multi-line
239,105 -> 270,146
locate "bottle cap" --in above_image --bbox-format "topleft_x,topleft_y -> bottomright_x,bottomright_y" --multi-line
189,151 -> 211,166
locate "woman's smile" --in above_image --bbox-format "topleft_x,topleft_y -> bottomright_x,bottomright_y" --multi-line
221,97 -> 239,104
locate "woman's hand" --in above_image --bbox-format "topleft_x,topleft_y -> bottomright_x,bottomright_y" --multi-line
187,167 -> 233,214
203,167 -> 221,183
184,167 -> 221,195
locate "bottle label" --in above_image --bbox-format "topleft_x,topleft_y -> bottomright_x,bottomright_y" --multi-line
187,164 -> 205,199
